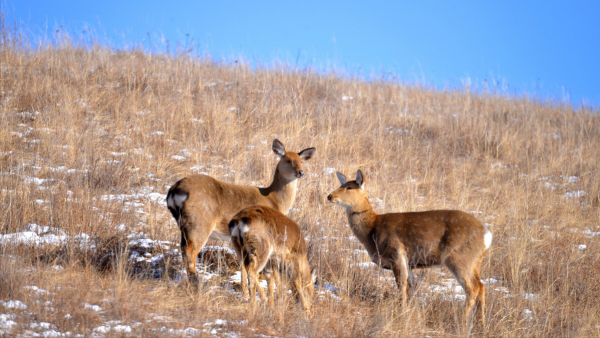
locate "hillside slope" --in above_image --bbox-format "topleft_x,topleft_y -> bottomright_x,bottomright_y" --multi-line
1,39 -> 599,337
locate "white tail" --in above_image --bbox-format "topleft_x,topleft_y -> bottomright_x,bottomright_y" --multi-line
166,139 -> 315,287
327,170 -> 492,325
229,205 -> 315,312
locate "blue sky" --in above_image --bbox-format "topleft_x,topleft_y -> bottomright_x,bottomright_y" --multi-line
6,1 -> 600,108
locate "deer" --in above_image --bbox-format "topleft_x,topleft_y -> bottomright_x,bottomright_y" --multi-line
166,139 -> 316,292
229,205 -> 315,312
327,170 -> 492,325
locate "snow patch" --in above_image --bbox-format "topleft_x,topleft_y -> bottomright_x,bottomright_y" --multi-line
564,190 -> 586,199
1,300 -> 28,310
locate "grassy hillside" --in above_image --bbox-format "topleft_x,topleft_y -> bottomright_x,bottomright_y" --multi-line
1,27 -> 599,337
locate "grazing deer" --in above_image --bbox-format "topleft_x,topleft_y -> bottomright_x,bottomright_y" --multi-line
327,170 -> 492,324
166,139 -> 316,289
229,205 -> 315,312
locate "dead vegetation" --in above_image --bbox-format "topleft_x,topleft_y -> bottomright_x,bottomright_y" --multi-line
1,18 -> 599,337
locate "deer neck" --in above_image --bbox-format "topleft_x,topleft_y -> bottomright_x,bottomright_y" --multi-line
345,199 -> 377,245
260,168 -> 298,214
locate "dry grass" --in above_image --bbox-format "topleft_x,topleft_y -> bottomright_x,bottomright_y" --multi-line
1,20 -> 600,337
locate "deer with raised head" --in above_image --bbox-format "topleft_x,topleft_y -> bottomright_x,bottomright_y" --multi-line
327,170 -> 492,325
166,139 -> 316,290
229,205 -> 315,312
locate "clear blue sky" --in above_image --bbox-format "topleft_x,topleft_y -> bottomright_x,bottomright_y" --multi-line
6,1 -> 600,108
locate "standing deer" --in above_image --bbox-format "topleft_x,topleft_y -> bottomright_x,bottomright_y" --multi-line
327,170 -> 492,325
166,139 -> 316,289
229,205 -> 315,312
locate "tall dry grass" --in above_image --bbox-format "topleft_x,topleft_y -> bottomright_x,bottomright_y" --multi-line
1,21 -> 599,337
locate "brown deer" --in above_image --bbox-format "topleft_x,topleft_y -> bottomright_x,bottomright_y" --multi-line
229,205 -> 315,312
327,170 -> 492,324
166,139 -> 316,289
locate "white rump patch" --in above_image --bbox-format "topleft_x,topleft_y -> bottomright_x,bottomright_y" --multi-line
484,229 -> 493,249
232,222 -> 250,241
230,226 -> 239,238
167,193 -> 188,209
239,223 -> 249,236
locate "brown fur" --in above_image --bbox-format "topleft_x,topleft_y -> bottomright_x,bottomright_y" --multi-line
327,170 -> 492,325
166,139 -> 315,288
229,206 -> 315,312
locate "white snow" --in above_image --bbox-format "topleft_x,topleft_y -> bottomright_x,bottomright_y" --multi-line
204,319 -> 227,326
564,190 -> 587,199
567,176 -> 579,184
230,271 -> 268,289
0,228 -> 92,248
0,313 -> 17,331
24,286 -> 50,295
483,278 -> 500,284
113,325 -> 132,333
350,262 -> 377,268
1,300 -> 28,310
42,330 -> 63,337
93,325 -> 111,333
24,177 -> 55,185
323,167 -> 336,175
385,127 -> 410,135
83,303 -> 103,312
582,230 -> 600,238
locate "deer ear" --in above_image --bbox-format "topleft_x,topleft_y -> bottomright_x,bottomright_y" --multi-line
311,268 -> 317,284
272,139 -> 285,157
336,171 -> 348,184
356,170 -> 365,190
298,147 -> 316,160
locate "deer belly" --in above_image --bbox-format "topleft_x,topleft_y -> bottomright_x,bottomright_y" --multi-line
370,254 -> 394,270
209,231 -> 231,242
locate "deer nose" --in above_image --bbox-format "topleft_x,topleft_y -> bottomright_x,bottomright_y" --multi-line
327,195 -> 332,201
298,170 -> 304,178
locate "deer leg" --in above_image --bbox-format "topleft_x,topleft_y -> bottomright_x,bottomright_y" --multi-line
291,261 -> 311,313
392,251 -> 409,310
179,216 -> 213,289
255,274 -> 266,302
240,264 -> 249,297
251,255 -> 267,303
445,258 -> 476,327
265,265 -> 275,307
247,257 -> 259,307
272,268 -> 282,303
407,267 -> 416,289
231,238 -> 250,298
293,277 -> 311,313
180,233 -> 203,288
473,260 -> 486,325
